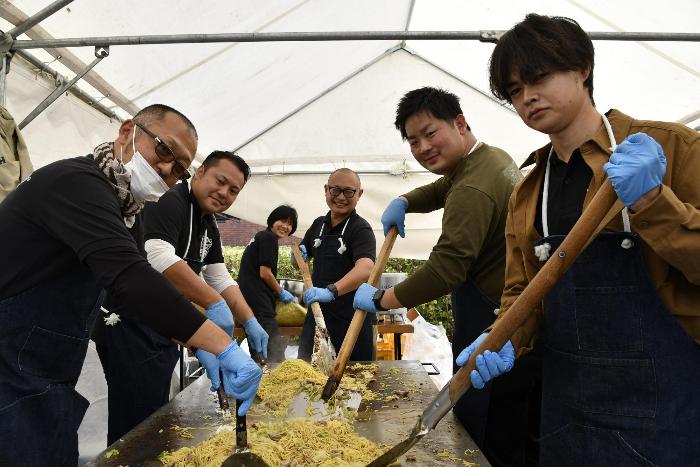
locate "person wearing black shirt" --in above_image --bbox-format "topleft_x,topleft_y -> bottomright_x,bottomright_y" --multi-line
294,168 -> 377,361
94,150 -> 268,444
0,105 -> 262,465
238,205 -> 299,362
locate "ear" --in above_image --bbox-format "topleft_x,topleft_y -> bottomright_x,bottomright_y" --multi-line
117,120 -> 135,146
357,188 -> 364,199
579,66 -> 591,83
454,114 -> 468,135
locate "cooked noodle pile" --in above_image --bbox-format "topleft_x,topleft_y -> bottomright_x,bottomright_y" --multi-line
159,419 -> 385,467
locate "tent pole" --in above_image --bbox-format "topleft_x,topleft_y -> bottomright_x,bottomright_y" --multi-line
19,47 -> 108,129
14,49 -> 120,122
11,31 -> 700,50
8,0 -> 74,38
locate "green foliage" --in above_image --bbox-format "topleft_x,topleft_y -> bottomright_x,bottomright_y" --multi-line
222,246 -> 454,340
385,257 -> 453,340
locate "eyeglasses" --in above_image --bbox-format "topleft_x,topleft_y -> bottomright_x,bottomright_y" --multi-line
326,185 -> 358,198
134,122 -> 191,180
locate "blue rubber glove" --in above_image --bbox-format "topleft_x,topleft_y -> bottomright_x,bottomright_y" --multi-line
195,348 -> 222,392
217,341 -> 263,416
381,197 -> 408,238
456,332 -> 515,389
278,289 -> 296,304
603,132 -> 666,208
352,283 -> 380,314
291,244 -> 308,265
205,299 -> 234,336
243,316 -> 269,359
303,287 -> 335,305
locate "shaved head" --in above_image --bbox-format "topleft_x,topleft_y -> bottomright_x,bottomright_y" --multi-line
328,167 -> 361,187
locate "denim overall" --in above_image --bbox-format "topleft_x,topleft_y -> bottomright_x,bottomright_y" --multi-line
299,216 -> 374,361
0,268 -> 104,465
536,115 -> 700,465
537,232 -> 700,466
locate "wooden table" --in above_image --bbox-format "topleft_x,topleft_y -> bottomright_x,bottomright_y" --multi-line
88,361 -> 489,466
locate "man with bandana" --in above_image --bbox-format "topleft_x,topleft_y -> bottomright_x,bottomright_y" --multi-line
0,104 -> 262,465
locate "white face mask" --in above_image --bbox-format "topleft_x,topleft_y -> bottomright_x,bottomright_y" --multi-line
122,127 -> 170,203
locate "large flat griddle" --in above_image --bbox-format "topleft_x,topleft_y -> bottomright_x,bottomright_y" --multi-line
88,360 -> 489,466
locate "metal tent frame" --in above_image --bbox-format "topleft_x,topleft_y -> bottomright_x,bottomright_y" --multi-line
2,0 -> 698,135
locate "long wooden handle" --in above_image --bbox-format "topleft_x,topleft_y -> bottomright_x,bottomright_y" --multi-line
292,244 -> 329,331
328,227 -> 398,379
448,180 -> 621,403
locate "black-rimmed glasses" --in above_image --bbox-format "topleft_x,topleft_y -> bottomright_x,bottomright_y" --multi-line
134,122 -> 191,180
327,185 -> 358,198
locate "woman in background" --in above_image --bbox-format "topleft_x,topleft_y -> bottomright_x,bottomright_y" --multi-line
238,205 -> 298,362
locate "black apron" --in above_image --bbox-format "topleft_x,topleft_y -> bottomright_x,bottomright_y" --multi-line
452,278 -> 542,467
93,212 -> 179,445
537,232 -> 700,466
299,218 -> 374,361
0,269 -> 103,466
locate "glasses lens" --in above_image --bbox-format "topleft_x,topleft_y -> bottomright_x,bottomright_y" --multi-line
343,189 -> 356,198
154,141 -> 175,162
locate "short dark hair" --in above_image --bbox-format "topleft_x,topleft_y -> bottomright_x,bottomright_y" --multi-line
394,87 -> 468,140
267,205 -> 298,235
489,14 -> 595,104
201,151 -> 251,183
133,104 -> 198,139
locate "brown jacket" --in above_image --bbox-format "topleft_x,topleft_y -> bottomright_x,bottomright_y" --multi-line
498,109 -> 700,355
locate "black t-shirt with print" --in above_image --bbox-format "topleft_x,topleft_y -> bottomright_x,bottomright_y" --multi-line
142,181 -> 224,275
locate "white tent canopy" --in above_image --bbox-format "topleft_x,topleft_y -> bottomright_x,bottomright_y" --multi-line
2,0 -> 699,258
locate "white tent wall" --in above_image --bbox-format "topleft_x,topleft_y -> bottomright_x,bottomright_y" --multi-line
6,57 -> 120,168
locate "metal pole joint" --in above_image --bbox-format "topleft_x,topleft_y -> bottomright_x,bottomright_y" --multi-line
479,30 -> 504,43
94,45 -> 109,58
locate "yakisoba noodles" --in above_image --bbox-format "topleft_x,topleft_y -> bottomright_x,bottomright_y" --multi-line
159,418 -> 388,466
253,359 -> 379,417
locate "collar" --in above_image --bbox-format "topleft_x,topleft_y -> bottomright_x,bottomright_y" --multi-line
446,141 -> 486,183
178,180 -> 214,223
520,109 -> 634,170
322,209 -> 357,230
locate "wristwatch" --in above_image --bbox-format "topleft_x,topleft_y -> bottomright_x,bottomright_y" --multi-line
327,283 -> 339,298
372,288 -> 389,312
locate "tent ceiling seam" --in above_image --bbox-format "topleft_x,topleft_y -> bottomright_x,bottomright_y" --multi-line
400,0 -> 417,48
406,47 -> 516,115
0,2 -> 140,116
128,0 -> 313,103
567,0 -> 699,79
233,43 -> 402,152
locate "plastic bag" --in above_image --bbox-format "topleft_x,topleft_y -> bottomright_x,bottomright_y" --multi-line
402,311 -> 453,389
